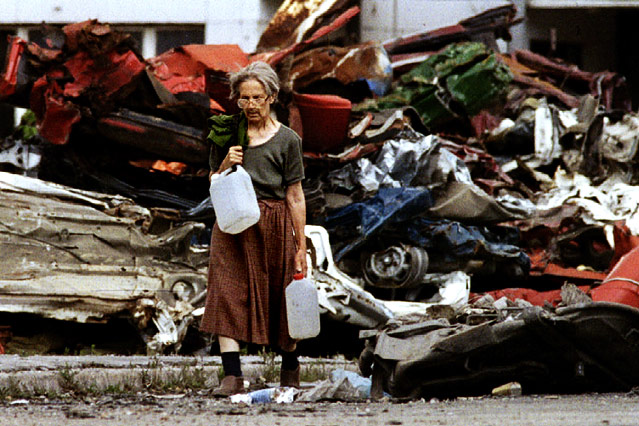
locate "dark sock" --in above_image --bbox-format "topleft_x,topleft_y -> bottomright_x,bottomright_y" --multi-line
221,351 -> 242,377
281,350 -> 299,371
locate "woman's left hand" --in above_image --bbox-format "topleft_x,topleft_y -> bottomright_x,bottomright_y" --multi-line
294,247 -> 307,277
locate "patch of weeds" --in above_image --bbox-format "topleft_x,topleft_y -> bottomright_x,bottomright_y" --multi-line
301,359 -> 329,383
78,344 -> 98,356
32,387 -> 60,399
103,384 -> 127,395
141,364 -> 161,391
165,365 -> 208,392
217,367 -> 225,382
258,348 -> 280,383
0,376 -> 29,400
58,365 -> 83,395
147,356 -> 160,369
142,363 -> 211,393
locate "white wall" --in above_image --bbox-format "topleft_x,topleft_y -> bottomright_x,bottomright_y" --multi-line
204,0 -> 280,52
0,0 -> 278,53
0,0 -> 209,24
360,0 -> 512,43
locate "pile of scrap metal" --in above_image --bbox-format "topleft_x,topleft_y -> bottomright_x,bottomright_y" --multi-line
359,298 -> 639,399
0,1 -> 387,354
0,171 -> 209,354
2,0 -> 639,364
359,245 -> 639,398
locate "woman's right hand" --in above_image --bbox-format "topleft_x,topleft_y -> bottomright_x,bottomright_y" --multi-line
219,146 -> 244,172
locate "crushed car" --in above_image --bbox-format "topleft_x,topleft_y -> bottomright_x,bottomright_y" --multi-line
0,171 -> 209,354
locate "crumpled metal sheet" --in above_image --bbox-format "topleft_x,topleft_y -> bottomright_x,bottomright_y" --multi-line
148,44 -> 249,105
371,42 -> 512,130
512,49 -> 632,112
0,22 -> 146,145
325,127 -> 527,224
0,139 -> 41,171
599,114 -> 639,162
500,54 -> 580,109
388,218 -> 530,276
327,129 -> 472,194
255,6 -> 360,67
534,170 -> 639,235
289,41 -> 392,96
0,36 -> 27,98
63,49 -> 145,99
361,302 -> 639,398
96,108 -> 208,164
323,183 -> 529,275
383,4 -> 520,58
324,187 -> 434,261
256,0 -> 356,52
307,224 -> 449,326
0,172 -> 208,354
305,225 -> 394,329
429,181 -> 532,223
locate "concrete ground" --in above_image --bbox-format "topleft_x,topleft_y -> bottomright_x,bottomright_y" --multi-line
1,356 -> 639,425
0,354 -> 356,396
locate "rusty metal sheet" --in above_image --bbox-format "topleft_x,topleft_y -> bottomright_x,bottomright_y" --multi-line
254,6 -> 360,67
4,21 -> 148,145
383,4 -> 520,57
289,41 -> 391,95
256,0 -> 355,52
509,50 -> 631,111
63,20 -> 137,57
500,54 -> 580,109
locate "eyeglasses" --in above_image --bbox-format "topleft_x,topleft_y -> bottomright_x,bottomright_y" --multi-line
237,96 -> 268,108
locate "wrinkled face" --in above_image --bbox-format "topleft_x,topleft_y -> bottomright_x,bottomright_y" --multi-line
237,79 -> 273,123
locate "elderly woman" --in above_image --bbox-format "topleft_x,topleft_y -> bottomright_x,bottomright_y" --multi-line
200,61 -> 307,396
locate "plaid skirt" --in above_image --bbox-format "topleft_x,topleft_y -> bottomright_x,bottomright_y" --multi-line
199,199 -> 297,351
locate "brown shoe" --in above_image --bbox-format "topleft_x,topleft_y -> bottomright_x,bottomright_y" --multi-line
213,375 -> 244,397
280,366 -> 300,388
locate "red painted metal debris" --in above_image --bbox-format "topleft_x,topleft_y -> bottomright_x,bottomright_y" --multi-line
592,245 -> 639,308
148,44 -> 249,97
63,50 -> 145,98
0,37 -> 27,98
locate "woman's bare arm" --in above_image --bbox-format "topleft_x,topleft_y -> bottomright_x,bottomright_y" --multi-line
285,181 -> 307,276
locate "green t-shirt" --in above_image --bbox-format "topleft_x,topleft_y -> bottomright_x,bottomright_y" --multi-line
210,125 -> 305,200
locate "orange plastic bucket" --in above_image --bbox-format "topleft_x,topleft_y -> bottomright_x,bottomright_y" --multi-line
294,93 -> 351,153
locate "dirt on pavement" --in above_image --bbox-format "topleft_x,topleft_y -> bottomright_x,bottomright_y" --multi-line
2,392 -> 639,426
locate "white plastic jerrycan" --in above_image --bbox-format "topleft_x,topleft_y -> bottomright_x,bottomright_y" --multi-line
285,273 -> 321,340
209,165 -> 260,234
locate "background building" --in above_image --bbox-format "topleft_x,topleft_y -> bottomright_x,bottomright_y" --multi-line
0,0 -> 637,132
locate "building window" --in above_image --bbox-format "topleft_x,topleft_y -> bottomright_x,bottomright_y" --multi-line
156,27 -> 205,55
530,40 -> 583,69
0,29 -> 18,137
122,30 -> 143,53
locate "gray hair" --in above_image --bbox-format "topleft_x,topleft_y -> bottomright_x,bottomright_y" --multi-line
228,61 -> 280,99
